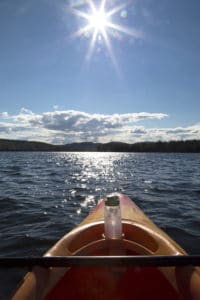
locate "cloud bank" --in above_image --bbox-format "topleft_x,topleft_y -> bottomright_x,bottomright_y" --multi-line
0,109 -> 199,144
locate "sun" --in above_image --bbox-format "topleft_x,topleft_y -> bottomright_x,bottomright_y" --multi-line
88,9 -> 108,32
70,0 -> 142,69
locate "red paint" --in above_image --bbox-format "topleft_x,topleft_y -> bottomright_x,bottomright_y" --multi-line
45,249 -> 179,300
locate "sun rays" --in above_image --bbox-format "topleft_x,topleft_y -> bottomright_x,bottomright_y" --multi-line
70,0 -> 142,70
87,1 -> 108,32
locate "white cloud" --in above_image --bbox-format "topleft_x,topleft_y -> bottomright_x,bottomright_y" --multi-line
0,123 -> 11,133
11,110 -> 167,131
129,124 -> 200,143
1,112 -> 9,118
0,108 -> 199,144
20,107 -> 34,115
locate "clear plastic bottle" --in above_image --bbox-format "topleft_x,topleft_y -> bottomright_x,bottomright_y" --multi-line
104,195 -> 122,239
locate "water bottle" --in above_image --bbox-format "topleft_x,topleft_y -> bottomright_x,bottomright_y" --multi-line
104,195 -> 122,240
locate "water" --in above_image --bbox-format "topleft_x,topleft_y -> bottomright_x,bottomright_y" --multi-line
0,152 -> 200,298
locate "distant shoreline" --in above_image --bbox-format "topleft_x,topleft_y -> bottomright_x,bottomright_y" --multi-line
0,139 -> 200,153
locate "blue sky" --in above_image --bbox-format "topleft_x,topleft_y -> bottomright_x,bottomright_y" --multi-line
0,0 -> 199,144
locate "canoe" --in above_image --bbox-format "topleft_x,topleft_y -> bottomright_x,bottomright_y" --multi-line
11,193 -> 200,300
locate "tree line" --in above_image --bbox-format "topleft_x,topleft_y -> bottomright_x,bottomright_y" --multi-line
0,139 -> 200,152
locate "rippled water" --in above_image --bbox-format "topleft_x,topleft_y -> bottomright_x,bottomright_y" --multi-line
0,152 -> 200,298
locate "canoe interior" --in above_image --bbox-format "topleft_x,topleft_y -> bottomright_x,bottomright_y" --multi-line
45,247 -> 179,300
45,241 -> 179,300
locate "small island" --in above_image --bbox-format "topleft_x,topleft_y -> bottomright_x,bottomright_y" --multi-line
0,139 -> 200,152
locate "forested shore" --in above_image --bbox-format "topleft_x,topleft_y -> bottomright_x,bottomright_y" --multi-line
0,139 -> 200,152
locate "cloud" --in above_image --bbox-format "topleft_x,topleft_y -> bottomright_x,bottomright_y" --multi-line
10,110 -> 167,131
129,124 -> 200,143
0,123 -> 11,133
1,112 -> 9,118
20,107 -> 33,115
0,108 -> 199,144
131,126 -> 147,135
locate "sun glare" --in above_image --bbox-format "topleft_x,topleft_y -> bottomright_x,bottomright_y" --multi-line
88,10 -> 108,32
70,0 -> 142,70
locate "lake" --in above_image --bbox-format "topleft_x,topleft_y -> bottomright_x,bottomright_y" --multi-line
0,152 -> 200,298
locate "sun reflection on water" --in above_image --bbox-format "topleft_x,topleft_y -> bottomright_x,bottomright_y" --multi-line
50,152 -> 132,222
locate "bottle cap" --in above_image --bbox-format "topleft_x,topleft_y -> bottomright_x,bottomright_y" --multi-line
105,195 -> 120,206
